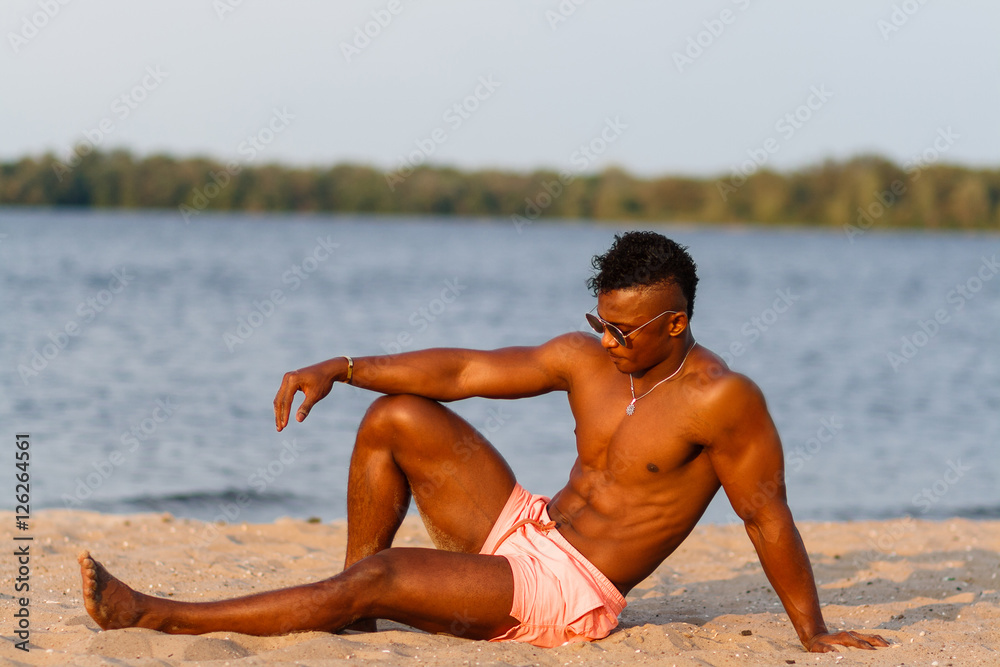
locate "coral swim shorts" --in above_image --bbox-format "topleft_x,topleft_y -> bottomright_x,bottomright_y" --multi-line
479,484 -> 627,648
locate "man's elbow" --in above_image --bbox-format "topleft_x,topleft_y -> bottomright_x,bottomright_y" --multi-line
742,501 -> 795,542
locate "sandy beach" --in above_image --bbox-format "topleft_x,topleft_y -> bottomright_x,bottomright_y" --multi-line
3,510 -> 997,666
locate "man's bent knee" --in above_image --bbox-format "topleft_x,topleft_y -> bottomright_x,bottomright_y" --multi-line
359,395 -> 448,440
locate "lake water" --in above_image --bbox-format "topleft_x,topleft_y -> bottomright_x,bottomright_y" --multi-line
1,209 -> 997,525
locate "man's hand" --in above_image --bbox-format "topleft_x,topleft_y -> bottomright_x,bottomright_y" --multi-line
273,357 -> 344,431
804,630 -> 890,652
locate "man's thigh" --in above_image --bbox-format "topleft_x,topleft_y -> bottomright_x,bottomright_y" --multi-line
364,395 -> 517,552
360,548 -> 518,640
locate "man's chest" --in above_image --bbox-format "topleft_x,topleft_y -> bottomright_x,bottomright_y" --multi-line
570,387 -> 708,482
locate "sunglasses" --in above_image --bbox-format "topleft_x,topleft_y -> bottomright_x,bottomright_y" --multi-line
586,307 -> 678,347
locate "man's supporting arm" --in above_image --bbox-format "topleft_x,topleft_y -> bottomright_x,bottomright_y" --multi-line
274,334 -> 587,431
706,374 -> 889,652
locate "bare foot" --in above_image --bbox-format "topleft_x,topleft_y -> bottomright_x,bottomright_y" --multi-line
78,550 -> 151,630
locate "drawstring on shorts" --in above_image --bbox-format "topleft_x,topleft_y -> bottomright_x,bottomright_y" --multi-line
488,519 -> 557,555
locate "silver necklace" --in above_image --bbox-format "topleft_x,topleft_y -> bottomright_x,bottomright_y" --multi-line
626,341 -> 696,416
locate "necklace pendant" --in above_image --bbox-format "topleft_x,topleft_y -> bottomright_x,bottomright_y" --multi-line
626,401 -> 636,416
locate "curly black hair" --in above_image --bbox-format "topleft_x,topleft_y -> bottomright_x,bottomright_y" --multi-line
587,231 -> 699,319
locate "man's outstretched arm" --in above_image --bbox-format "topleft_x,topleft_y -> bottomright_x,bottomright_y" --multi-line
273,334 -> 588,431
705,374 -> 890,653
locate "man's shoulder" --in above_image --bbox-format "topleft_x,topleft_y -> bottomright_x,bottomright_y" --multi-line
527,332 -> 607,379
682,345 -> 767,411
540,331 -> 605,359
682,347 -> 777,454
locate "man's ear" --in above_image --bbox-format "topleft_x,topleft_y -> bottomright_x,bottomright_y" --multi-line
668,311 -> 689,336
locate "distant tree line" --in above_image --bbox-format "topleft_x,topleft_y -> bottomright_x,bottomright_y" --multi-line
2,150 -> 998,231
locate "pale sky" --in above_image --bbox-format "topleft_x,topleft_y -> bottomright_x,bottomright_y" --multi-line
3,0 -> 998,178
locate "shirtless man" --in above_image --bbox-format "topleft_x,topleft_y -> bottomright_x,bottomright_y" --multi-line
79,231 -> 888,652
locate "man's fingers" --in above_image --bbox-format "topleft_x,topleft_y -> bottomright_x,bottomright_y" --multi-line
296,396 -> 316,422
808,630 -> 889,653
829,631 -> 887,651
851,632 -> 889,648
273,373 -> 299,431
840,631 -> 878,650
828,631 -> 869,650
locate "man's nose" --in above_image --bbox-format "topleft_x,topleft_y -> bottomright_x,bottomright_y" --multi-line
601,329 -> 620,350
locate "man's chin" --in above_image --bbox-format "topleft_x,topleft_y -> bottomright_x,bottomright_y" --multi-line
609,354 -> 631,372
